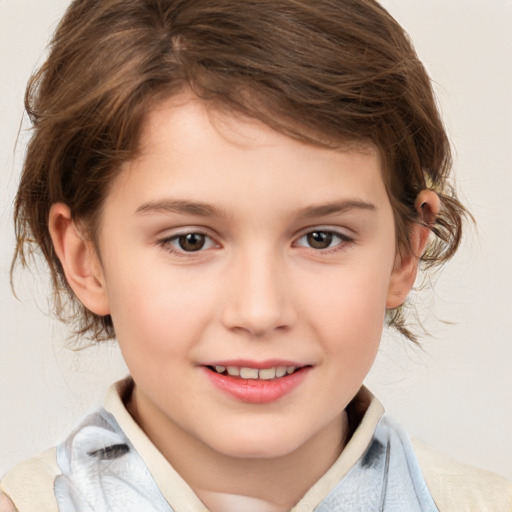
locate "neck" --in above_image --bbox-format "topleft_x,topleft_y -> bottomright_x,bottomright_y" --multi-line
128,387 -> 350,512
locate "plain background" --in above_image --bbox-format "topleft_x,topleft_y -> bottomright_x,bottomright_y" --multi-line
1,0 -> 511,481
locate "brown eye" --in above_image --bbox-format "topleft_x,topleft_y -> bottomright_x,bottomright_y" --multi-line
177,233 -> 206,251
295,229 -> 352,252
160,231 -> 217,255
306,231 -> 333,249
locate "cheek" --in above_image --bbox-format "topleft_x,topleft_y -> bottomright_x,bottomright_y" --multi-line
105,265 -> 218,353
305,263 -> 391,327
299,258 -> 392,374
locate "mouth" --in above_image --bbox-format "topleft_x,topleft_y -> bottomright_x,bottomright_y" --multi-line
205,364 -> 301,381
200,359 -> 314,404
202,362 -> 311,403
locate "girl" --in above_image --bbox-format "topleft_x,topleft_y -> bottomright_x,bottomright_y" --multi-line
1,1 -> 510,510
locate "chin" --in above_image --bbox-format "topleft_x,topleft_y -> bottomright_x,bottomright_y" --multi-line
205,426 -> 307,460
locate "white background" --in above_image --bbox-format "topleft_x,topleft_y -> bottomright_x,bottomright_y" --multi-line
1,0 -> 511,480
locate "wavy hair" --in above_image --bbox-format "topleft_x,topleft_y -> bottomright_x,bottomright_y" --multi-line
13,0 -> 468,342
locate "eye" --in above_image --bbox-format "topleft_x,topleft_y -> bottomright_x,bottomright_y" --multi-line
295,230 -> 351,250
161,232 -> 217,253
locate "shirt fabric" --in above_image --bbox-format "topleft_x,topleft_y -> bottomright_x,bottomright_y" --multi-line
2,378 -> 511,512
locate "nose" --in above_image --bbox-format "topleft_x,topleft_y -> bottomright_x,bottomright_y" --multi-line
221,251 -> 297,338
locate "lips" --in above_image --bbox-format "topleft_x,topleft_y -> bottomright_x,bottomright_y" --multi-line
201,361 -> 311,403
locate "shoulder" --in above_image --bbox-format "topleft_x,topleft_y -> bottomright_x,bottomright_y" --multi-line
0,448 -> 60,512
411,438 -> 512,512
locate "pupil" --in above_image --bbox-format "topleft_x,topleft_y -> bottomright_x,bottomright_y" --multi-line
307,231 -> 332,249
179,233 -> 205,251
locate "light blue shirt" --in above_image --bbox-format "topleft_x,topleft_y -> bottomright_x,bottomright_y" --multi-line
54,408 -> 439,511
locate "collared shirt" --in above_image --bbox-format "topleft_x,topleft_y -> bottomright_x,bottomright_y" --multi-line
2,378 -> 511,511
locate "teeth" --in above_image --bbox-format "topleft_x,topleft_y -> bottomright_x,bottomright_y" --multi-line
276,367 -> 287,378
226,366 -> 240,377
259,368 -> 276,380
240,367 -> 259,379
213,365 -> 298,380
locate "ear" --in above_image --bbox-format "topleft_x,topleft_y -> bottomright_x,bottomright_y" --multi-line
48,203 -> 111,316
386,190 -> 440,309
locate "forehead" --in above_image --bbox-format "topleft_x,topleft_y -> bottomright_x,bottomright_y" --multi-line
139,92 -> 377,166
107,92 -> 390,222
141,89 -> 376,154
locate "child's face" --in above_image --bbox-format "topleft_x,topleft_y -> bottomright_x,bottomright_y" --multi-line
90,94 -> 409,461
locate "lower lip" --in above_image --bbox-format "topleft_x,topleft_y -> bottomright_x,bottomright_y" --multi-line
203,367 -> 310,404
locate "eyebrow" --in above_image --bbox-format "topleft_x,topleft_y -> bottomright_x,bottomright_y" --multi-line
295,200 -> 377,219
135,199 -> 228,218
134,198 -> 376,219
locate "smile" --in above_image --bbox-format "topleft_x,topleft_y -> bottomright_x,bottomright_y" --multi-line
203,363 -> 311,403
208,365 -> 298,380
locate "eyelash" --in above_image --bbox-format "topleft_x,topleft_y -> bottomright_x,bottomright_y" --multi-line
157,228 -> 353,256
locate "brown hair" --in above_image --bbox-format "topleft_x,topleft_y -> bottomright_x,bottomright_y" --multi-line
13,0 -> 468,342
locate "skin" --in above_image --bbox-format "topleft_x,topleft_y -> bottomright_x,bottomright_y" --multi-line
49,93 -> 437,511
0,494 -> 16,512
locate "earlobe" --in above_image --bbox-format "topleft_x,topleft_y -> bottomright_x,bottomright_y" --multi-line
386,190 -> 440,309
48,203 -> 110,316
